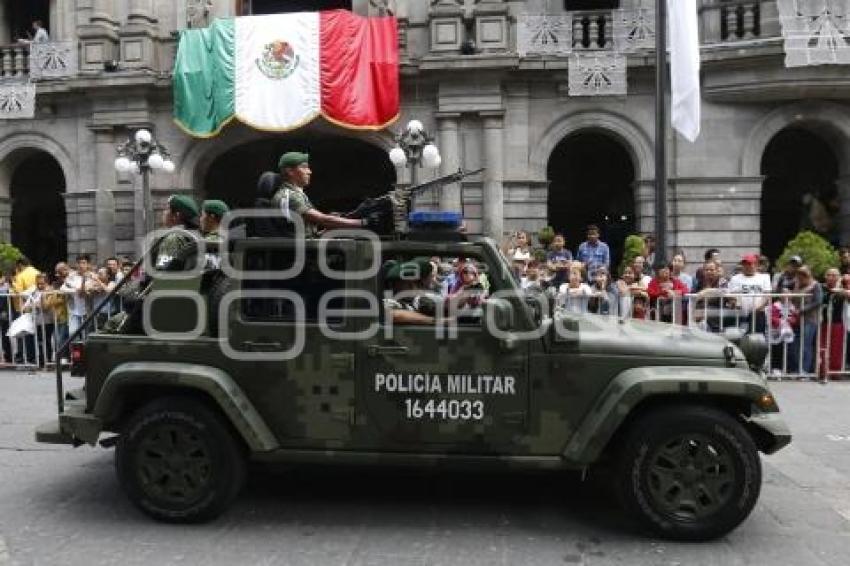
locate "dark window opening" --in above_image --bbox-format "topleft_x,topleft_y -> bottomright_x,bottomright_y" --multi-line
241,0 -> 352,15
5,0 -> 50,43
547,131 -> 635,273
10,152 -> 67,272
760,128 -> 839,262
241,249 -> 346,322
564,0 -> 619,10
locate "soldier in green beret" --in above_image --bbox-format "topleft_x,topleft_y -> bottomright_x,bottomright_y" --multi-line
200,199 -> 229,243
383,257 -> 441,325
155,194 -> 200,271
200,199 -> 229,270
272,151 -> 377,237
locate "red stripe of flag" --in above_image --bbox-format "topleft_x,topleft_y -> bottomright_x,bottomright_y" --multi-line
320,10 -> 399,129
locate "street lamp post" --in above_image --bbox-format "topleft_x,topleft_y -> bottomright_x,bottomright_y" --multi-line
114,128 -> 175,237
388,120 -> 442,206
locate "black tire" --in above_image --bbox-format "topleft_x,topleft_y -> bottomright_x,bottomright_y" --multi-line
115,396 -> 246,523
615,405 -> 761,541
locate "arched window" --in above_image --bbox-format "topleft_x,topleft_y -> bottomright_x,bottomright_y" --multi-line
564,1 -> 619,10
239,0 -> 352,15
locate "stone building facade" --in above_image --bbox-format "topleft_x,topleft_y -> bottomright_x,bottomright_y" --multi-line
0,0 -> 848,271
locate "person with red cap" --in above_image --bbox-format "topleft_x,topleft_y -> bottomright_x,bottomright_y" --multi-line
726,253 -> 772,332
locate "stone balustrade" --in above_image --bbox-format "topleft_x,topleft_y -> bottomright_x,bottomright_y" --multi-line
571,10 -> 614,50
0,44 -> 29,80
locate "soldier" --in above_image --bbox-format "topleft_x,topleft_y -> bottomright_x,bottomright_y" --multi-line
383,257 -> 441,325
272,152 -> 377,236
200,199 -> 229,242
200,199 -> 229,270
155,194 -> 200,271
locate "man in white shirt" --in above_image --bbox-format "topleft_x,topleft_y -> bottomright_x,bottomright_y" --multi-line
18,20 -> 49,45
726,253 -> 772,332
62,254 -> 94,338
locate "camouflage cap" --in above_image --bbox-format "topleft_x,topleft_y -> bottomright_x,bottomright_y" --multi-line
385,257 -> 434,281
167,194 -> 199,220
278,151 -> 309,169
201,199 -> 230,218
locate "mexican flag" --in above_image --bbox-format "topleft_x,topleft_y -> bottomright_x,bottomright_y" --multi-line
173,10 -> 399,137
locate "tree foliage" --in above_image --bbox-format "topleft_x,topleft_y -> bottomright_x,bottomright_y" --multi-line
0,242 -> 24,276
618,234 -> 646,276
777,230 -> 838,280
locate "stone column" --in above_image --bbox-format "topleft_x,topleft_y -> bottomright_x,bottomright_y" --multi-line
93,128 -> 117,261
122,0 -> 158,71
481,111 -> 505,240
78,0 -> 119,71
437,112 -> 462,212
759,0 -> 781,38
700,0 -> 722,44
128,0 -> 156,24
0,197 -> 11,243
837,175 -> 850,246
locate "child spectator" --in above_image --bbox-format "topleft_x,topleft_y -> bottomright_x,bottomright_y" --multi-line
546,233 -> 572,288
557,267 -> 592,313
648,263 -> 688,323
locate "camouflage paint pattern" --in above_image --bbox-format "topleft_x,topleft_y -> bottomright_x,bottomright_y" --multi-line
52,237 -> 790,469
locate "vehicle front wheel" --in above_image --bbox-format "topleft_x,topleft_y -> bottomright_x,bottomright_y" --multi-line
115,396 -> 246,523
616,405 -> 761,541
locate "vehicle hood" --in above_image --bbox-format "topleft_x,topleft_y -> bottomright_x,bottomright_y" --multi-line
555,313 -> 739,363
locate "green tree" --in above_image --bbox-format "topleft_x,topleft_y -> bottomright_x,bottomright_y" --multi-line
776,231 -> 838,280
537,225 -> 555,248
0,242 -> 24,276
618,234 -> 645,276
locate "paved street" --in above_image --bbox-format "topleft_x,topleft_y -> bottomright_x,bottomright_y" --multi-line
1,372 -> 849,566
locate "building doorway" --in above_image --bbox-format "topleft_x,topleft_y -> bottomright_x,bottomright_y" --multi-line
10,151 -> 67,271
203,136 -> 395,214
760,127 -> 839,262
547,130 -> 635,271
3,0 -> 50,43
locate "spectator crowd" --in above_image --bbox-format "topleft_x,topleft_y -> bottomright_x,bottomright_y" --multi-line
501,226 -> 850,379
0,254 -> 134,367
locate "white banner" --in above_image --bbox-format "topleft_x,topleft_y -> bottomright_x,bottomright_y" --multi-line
234,13 -> 321,130
667,0 -> 701,142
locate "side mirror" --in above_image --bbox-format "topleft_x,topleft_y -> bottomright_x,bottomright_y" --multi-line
483,298 -> 515,333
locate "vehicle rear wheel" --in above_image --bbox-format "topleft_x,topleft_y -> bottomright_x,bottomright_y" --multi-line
615,405 -> 761,541
115,396 -> 246,523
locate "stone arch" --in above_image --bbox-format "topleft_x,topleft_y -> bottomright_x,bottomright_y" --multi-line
741,101 -> 850,178
529,109 -> 655,183
178,121 -> 396,194
0,131 -> 77,199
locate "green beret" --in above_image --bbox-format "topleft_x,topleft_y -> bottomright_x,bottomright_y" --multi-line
167,194 -> 199,220
278,151 -> 309,169
202,199 -> 230,218
385,257 -> 433,281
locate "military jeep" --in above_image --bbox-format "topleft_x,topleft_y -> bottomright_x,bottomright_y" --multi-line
36,233 -> 790,541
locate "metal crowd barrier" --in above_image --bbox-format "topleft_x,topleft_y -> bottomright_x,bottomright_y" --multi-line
556,288 -> 843,382
0,289 -> 122,370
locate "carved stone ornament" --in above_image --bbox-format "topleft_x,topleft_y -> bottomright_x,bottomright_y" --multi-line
187,0 -> 213,29
778,0 -> 850,66
29,41 -> 77,80
613,5 -> 655,52
0,83 -> 36,119
517,14 -> 572,56
568,52 -> 626,96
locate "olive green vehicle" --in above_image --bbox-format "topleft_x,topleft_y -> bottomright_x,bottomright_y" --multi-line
36,234 -> 791,541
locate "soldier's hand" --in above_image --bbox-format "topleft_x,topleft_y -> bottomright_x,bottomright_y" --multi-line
363,211 -> 384,232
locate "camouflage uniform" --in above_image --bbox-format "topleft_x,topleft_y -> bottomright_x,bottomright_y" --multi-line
270,182 -> 319,238
155,226 -> 197,271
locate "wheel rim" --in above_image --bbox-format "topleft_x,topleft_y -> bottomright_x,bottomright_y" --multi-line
135,424 -> 213,506
645,433 -> 736,522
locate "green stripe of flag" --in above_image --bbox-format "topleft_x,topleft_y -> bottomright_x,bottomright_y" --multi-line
173,18 -> 236,137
